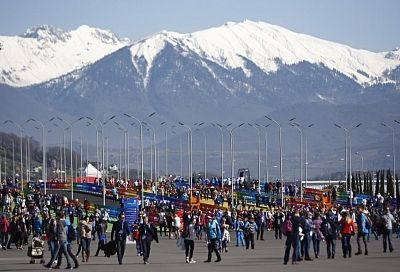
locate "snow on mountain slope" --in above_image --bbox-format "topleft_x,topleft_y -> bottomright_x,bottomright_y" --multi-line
129,20 -> 400,85
0,25 -> 130,87
385,47 -> 400,60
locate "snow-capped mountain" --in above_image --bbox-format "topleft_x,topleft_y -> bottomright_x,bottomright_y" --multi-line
130,20 -> 400,86
385,47 -> 400,60
17,20 -> 400,121
0,24 -> 130,87
1,20 -> 400,178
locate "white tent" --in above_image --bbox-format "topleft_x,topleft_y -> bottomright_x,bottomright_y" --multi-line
83,163 -> 102,178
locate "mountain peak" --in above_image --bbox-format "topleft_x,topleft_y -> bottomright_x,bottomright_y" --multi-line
1,25 -> 129,87
385,47 -> 400,60
128,20 -> 400,85
22,24 -> 70,43
73,25 -> 128,45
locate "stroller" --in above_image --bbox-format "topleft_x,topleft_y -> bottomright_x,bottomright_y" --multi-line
27,237 -> 45,264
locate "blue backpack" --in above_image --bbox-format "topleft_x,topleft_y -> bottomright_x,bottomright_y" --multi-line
67,224 -> 77,241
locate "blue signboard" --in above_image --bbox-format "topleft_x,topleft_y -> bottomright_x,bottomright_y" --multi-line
124,197 -> 138,225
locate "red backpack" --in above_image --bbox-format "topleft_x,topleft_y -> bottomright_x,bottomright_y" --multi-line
282,218 -> 293,236
0,217 -> 9,233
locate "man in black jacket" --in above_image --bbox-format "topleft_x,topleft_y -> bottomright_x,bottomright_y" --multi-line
139,216 -> 159,264
283,209 -> 301,265
111,212 -> 130,265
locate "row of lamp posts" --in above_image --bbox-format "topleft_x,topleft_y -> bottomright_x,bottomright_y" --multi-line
1,115 -> 399,205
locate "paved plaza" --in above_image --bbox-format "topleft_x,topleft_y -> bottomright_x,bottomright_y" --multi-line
0,229 -> 399,272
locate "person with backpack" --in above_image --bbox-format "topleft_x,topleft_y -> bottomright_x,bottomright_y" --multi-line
312,212 -> 323,259
283,209 -> 301,265
53,219 -> 79,269
322,211 -> 338,259
43,212 -> 72,269
235,216 -> 245,247
355,207 -> 369,256
244,215 -> 258,250
204,214 -> 222,263
94,217 -> 107,256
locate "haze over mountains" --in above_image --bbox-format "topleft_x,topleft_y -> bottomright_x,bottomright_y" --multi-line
1,20 -> 399,180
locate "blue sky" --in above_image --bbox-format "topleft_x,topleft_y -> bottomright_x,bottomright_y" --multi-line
1,0 -> 399,52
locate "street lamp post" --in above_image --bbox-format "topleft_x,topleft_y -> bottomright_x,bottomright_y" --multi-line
382,122 -> 397,198
248,123 -> 262,193
303,124 -> 314,188
289,122 -> 303,200
124,112 -> 156,205
228,123 -> 244,193
213,123 -> 232,189
92,115 -> 116,205
113,121 -> 128,182
179,122 -> 193,198
334,123 -> 362,191
160,122 -> 168,178
57,117 -> 84,200
85,119 -> 100,183
265,115 -> 284,207
143,122 -> 157,183
195,127 -> 208,181
26,118 -> 47,195
289,121 -> 314,200
3,120 -> 24,191
262,124 -> 271,187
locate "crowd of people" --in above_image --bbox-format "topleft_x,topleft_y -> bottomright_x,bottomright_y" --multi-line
0,179 -> 399,269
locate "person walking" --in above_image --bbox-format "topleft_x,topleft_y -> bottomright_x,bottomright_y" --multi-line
78,216 -> 92,263
204,214 -> 221,263
17,216 -> 27,250
183,217 -> 196,263
234,216 -> 245,247
256,209 -> 266,240
273,209 -> 284,239
339,210 -> 356,258
244,215 -> 258,250
43,212 -> 72,269
0,214 -> 10,250
355,207 -> 369,256
312,212 -> 323,259
381,206 -> 395,253
283,210 -> 301,265
300,211 -> 313,261
6,216 -> 19,249
94,217 -> 107,256
322,211 -> 338,259
111,212 -> 130,265
173,213 -> 181,239
139,216 -> 159,264
53,220 -> 79,269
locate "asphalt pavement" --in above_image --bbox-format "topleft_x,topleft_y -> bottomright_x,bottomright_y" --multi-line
0,229 -> 399,272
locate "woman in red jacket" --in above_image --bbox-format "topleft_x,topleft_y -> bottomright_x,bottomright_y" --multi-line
339,211 -> 356,258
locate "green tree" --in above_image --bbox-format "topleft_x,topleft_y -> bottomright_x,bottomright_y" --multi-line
380,170 -> 385,195
375,170 -> 380,196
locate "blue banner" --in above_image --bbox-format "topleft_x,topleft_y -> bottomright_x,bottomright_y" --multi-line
124,197 -> 138,225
